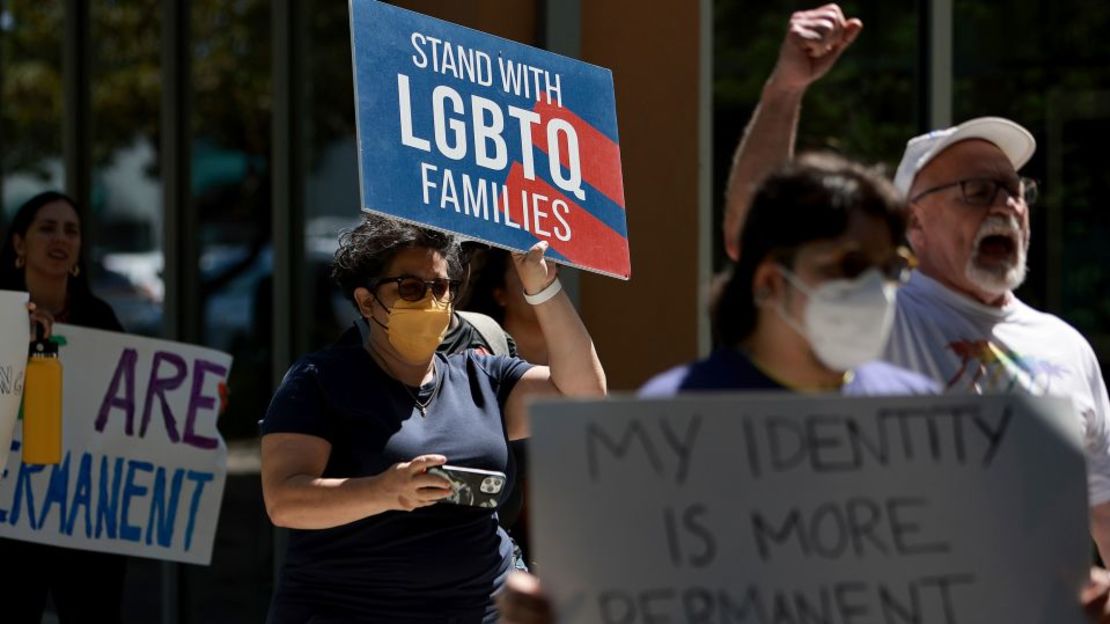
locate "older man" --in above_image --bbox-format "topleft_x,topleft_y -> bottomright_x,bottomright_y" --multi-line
891,115 -> 1110,553
715,3 -> 1110,618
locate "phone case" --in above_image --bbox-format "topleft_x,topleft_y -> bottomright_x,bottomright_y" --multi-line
427,465 -> 507,509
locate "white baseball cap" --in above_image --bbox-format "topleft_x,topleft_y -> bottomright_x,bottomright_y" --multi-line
893,117 -> 1036,198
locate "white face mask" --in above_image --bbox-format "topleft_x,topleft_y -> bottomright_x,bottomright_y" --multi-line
774,265 -> 897,371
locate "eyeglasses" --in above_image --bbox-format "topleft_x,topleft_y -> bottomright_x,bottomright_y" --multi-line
797,245 -> 915,285
372,276 -> 461,302
909,177 -> 1038,207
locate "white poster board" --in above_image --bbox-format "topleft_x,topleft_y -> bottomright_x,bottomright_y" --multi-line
0,323 -> 232,565
530,393 -> 1090,623
0,290 -> 29,470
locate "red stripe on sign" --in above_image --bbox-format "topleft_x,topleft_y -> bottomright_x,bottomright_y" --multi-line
502,163 -> 630,278
531,100 -> 626,210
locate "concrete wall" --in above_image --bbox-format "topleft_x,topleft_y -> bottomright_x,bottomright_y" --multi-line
577,1 -> 704,389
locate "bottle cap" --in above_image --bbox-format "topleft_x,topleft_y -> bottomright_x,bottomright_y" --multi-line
28,322 -> 59,358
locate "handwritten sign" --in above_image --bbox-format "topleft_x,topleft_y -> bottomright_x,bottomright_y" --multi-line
530,394 -> 1089,623
349,0 -> 631,279
0,290 -> 29,469
0,324 -> 232,565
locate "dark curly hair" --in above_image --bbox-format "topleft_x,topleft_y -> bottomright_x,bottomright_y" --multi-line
458,247 -> 511,323
331,213 -> 464,307
714,153 -> 906,347
0,191 -> 94,301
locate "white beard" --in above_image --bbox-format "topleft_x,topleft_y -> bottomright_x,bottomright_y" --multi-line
964,214 -> 1028,296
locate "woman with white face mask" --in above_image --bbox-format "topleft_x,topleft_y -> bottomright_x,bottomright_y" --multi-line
497,154 -> 937,624
642,152 -> 936,397
259,215 -> 605,624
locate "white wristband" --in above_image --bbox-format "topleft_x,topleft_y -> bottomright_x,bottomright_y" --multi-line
523,278 -> 562,305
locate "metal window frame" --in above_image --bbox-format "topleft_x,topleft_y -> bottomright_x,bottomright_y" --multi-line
697,0 -> 712,356
159,0 -> 197,621
270,0 -> 308,587
919,0 -> 953,130
63,0 -> 91,213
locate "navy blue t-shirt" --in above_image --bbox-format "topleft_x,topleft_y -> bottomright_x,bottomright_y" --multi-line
639,348 -> 940,396
260,326 -> 533,623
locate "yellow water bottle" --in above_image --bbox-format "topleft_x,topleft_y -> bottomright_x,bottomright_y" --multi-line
22,324 -> 62,465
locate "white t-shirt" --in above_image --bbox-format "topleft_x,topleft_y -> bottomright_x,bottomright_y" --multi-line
885,271 -> 1110,506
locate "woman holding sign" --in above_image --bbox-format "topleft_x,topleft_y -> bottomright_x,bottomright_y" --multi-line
0,191 -> 126,623
260,214 -> 605,623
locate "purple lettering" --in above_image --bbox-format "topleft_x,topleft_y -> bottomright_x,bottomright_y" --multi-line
183,360 -> 227,450
140,351 -> 187,442
95,349 -> 139,435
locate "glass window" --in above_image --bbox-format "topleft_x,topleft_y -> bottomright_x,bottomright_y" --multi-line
1,1 -> 65,221
303,0 -> 362,351
89,4 -> 166,621
90,0 -> 164,340
187,1 -> 274,620
713,0 -> 918,267
954,0 -> 1110,360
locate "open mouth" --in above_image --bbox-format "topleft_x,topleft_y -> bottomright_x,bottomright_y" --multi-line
977,234 -> 1016,260
47,249 -> 69,261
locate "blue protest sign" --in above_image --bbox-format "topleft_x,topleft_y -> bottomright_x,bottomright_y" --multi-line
350,0 -> 630,279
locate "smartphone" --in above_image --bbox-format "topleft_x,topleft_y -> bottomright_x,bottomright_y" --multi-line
426,465 -> 507,509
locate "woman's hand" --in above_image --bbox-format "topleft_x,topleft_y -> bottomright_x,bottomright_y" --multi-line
263,435 -> 456,529
26,302 -> 53,341
1083,567 -> 1110,622
497,571 -> 555,624
512,241 -> 558,296
373,454 -> 454,512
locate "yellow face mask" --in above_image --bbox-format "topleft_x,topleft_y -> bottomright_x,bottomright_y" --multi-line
377,293 -> 451,363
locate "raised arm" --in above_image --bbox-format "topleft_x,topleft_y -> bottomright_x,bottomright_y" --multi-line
503,241 -> 606,439
723,4 -> 862,261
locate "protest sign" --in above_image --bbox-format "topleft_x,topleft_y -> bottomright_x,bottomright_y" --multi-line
0,290 -> 29,470
349,0 -> 631,279
530,393 -> 1089,623
0,324 -> 232,565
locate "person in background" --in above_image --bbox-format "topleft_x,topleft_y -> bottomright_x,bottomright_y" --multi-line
719,5 -> 1110,616
464,247 -> 549,365
260,214 -> 604,623
0,191 -> 126,623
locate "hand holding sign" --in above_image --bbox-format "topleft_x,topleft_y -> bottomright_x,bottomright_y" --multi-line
0,324 -> 232,565
25,302 -> 55,341
512,241 -> 558,299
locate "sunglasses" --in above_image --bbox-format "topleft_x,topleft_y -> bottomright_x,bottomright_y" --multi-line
372,275 -> 461,302
802,246 -> 915,284
910,177 -> 1038,207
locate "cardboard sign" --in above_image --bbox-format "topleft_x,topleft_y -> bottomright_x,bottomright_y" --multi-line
0,290 -> 29,470
349,0 -> 631,279
0,324 -> 232,565
530,394 -> 1089,623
